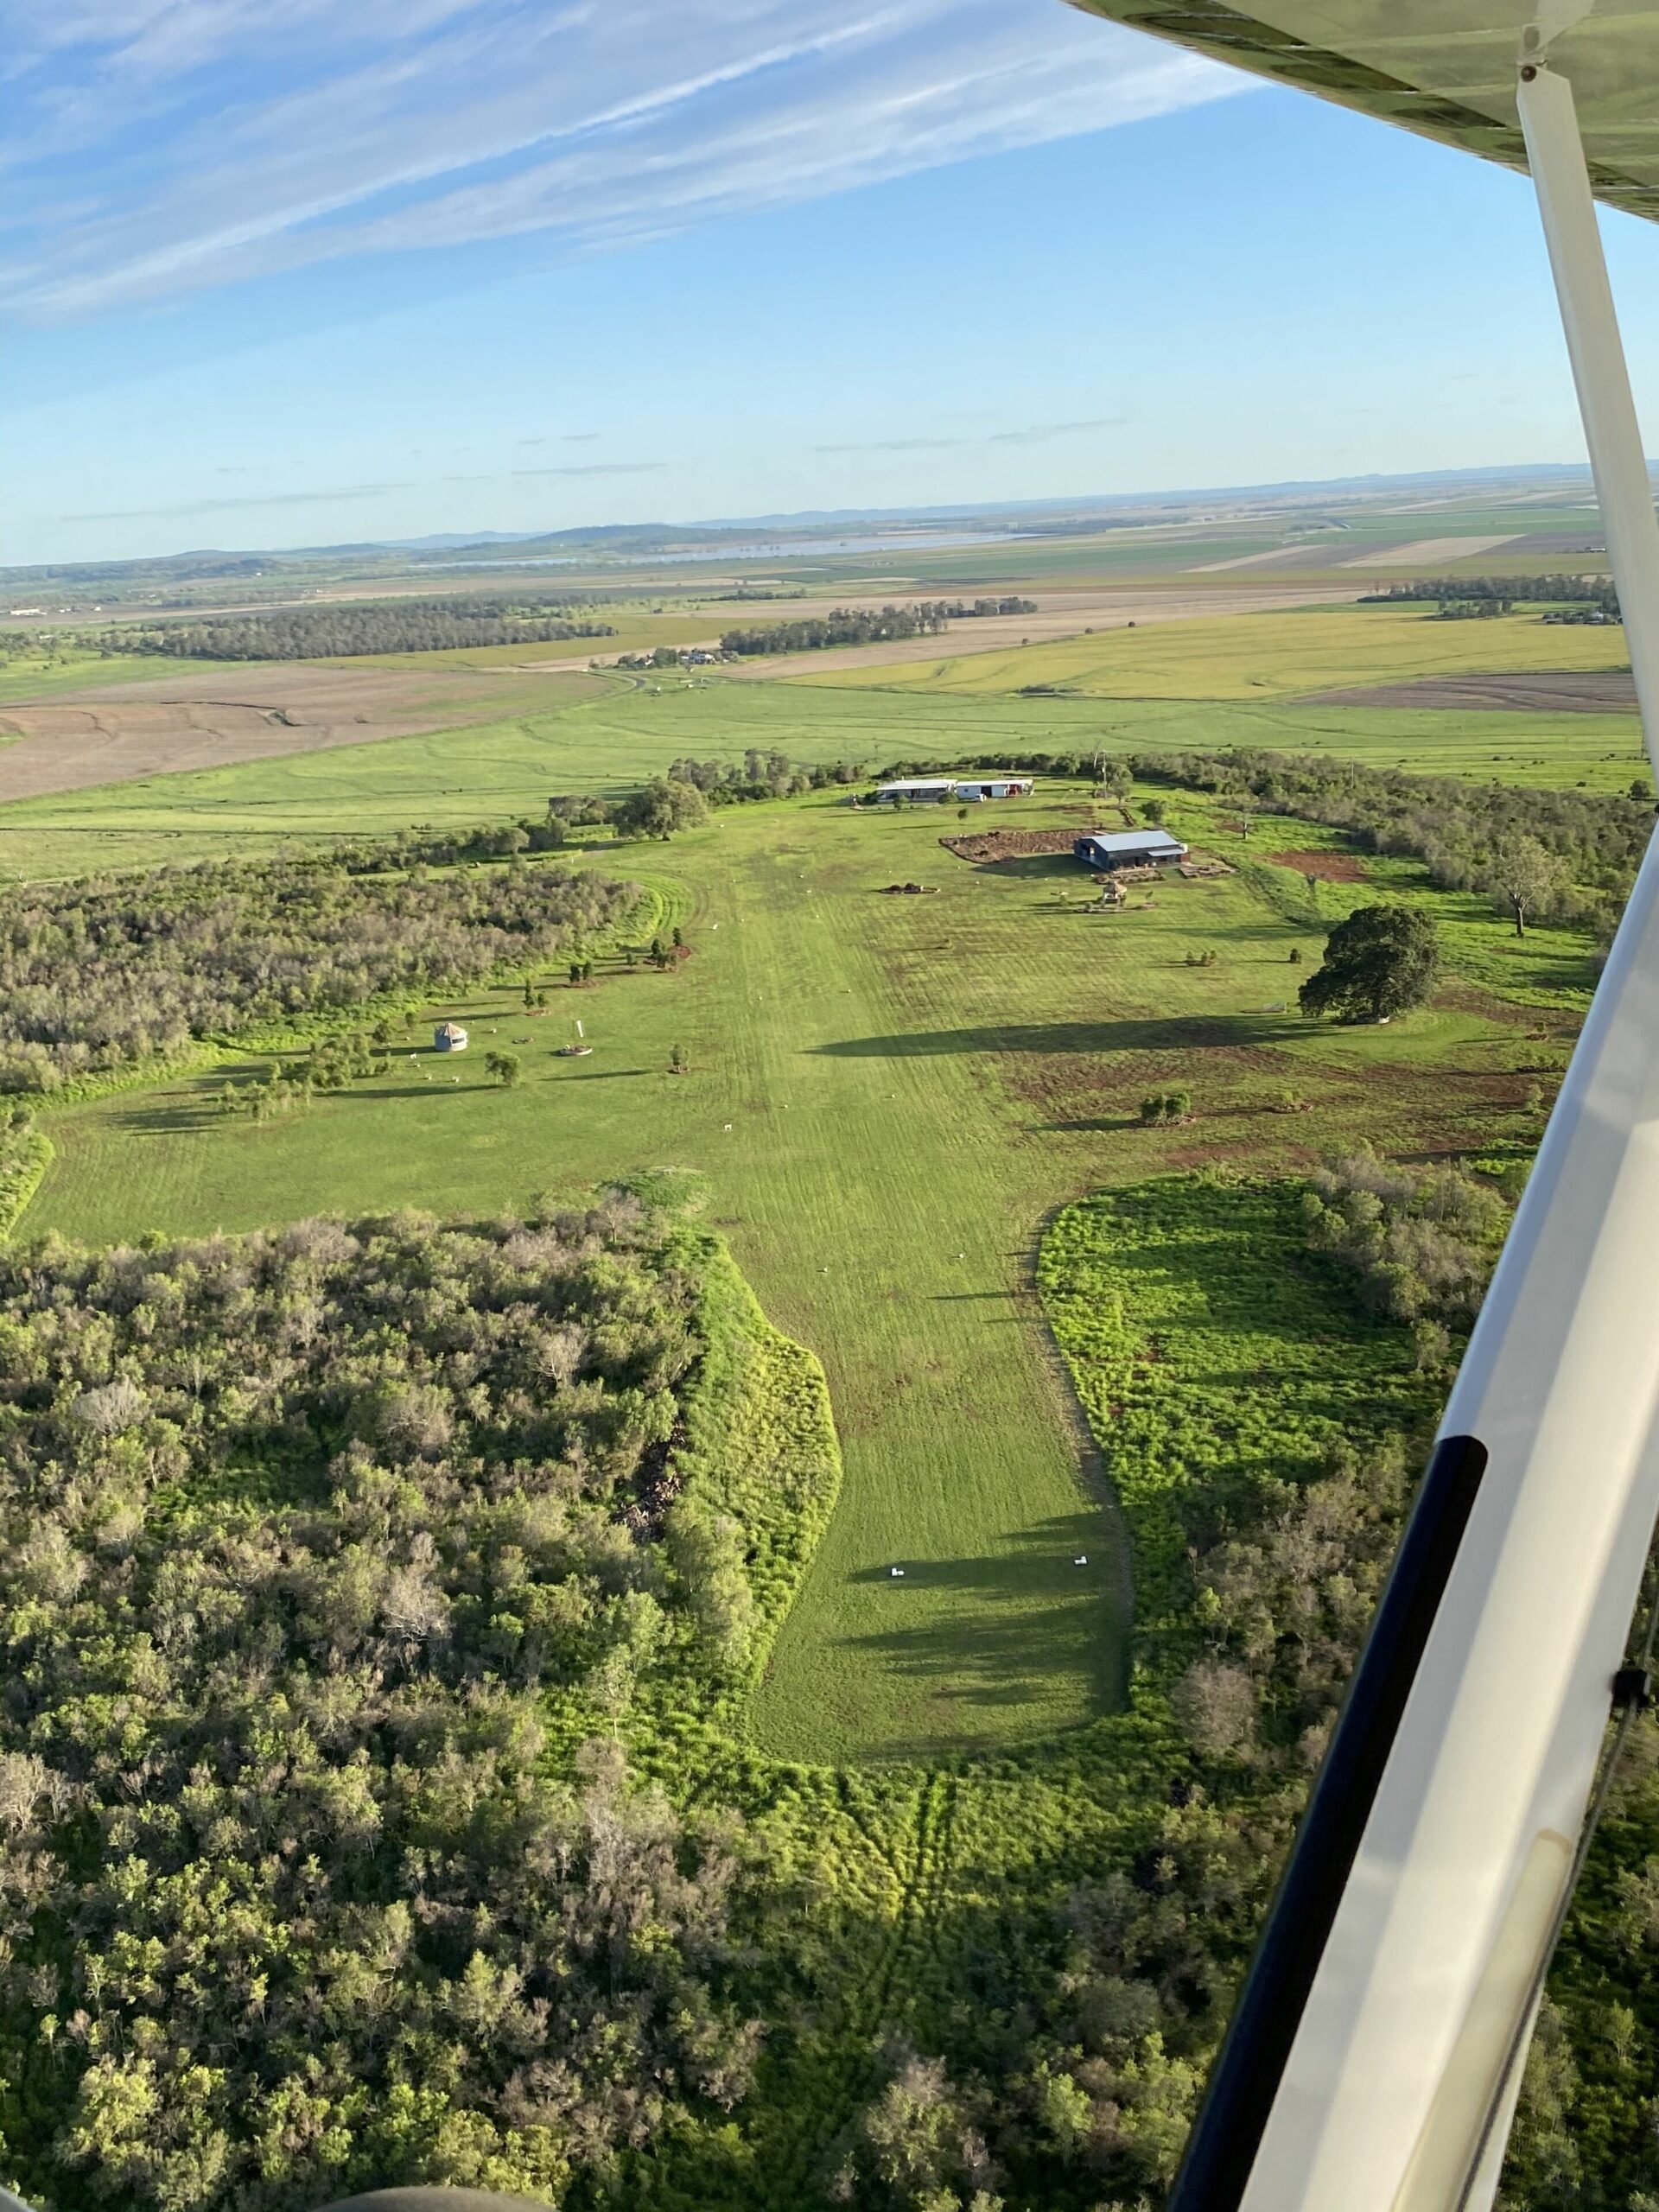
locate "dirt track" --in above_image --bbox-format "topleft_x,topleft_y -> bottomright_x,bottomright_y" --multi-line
1300,668 -> 1637,715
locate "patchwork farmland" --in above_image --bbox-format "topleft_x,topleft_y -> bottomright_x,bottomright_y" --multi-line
0,564 -> 1649,2209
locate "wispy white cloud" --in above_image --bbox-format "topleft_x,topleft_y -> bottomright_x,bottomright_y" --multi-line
62,480 -> 417,520
0,0 -> 1247,317
989,414 -> 1128,443
817,415 -> 1128,454
513,461 -> 666,477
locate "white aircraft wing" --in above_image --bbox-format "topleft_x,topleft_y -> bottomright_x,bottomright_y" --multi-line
1058,5 -> 1659,2210
1067,0 -> 1659,223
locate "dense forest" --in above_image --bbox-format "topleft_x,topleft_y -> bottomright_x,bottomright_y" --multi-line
0,1157 -> 1653,2206
0,1201 -> 787,2210
0,844 -> 635,1090
719,600 -> 1035,658
64,597 -> 617,662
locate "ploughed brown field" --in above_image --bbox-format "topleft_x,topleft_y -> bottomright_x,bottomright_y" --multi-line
1266,848 -> 1369,882
1300,668 -> 1637,714
0,662 -> 604,802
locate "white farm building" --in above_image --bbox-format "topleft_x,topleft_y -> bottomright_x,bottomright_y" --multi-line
873,774 -> 1035,804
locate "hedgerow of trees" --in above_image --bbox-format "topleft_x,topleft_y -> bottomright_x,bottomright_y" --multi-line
546,755 -> 864,839
63,597 -> 618,661
1359,575 -> 1620,614
0,843 -> 635,1091
719,600 -> 1035,658
666,752 -> 868,801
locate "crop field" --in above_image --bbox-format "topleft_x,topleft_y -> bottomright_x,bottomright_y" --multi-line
0,648 -> 1648,887
797,601 -> 1636,701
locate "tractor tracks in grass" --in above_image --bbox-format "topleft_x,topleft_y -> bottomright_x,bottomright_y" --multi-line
769,1772 -> 963,2184
845,1770 -> 962,2037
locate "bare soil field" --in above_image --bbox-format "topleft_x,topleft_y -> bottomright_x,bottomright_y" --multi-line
1340,534 -> 1522,569
729,581 -> 1369,680
941,828 -> 1081,863
1267,848 -> 1368,881
1190,538 -> 1365,574
1300,668 -> 1637,715
0,662 -> 601,802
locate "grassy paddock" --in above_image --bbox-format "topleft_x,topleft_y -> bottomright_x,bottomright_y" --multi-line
16,768 -> 1584,1757
1039,1175 -> 1433,1674
0,662 -> 1646,883
792,603 -> 1635,702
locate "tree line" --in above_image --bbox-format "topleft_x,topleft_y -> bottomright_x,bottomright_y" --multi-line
1131,743 -> 1652,931
62,596 -> 618,661
0,842 -> 635,1092
545,755 -> 863,838
666,752 -> 868,802
719,599 -> 1035,658
1359,574 -> 1620,613
0,1200 -> 770,2210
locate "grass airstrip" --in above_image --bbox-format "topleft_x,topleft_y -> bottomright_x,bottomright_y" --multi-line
0,596 -> 1618,1761
19,783 -> 1585,1766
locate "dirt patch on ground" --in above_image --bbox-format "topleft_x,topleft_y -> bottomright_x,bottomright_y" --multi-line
0,661 -> 602,801
1267,848 -> 1367,882
941,829 -> 1080,864
1299,669 -> 1636,715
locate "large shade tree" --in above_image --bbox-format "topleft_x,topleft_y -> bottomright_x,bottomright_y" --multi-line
1299,903 -> 1439,1024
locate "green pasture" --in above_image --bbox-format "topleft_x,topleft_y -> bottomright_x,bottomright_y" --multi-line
0,657 -> 1646,884
21,772 -> 1582,1758
793,602 -> 1634,701
0,646 -> 251,703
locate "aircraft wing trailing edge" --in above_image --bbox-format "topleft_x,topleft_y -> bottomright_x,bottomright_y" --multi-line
1061,5 -> 1659,2209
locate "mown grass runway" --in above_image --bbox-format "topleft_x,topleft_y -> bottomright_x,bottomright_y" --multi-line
22,768 -> 1576,1758
1,601 -> 1617,1760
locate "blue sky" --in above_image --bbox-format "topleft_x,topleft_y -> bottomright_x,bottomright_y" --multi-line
9,0 -> 1659,566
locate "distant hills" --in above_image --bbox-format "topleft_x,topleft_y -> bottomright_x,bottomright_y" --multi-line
0,461 -> 1624,595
